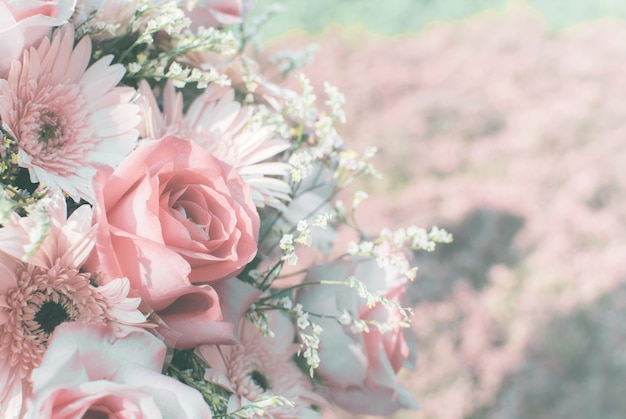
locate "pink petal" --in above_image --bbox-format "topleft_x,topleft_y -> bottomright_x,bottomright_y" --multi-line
159,279 -> 260,348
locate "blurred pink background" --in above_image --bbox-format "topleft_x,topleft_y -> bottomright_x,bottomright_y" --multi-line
261,3 -> 626,418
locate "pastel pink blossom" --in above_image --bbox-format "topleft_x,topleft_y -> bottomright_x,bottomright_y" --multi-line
0,193 -> 145,417
23,322 -> 212,418
181,0 -> 255,29
0,25 -> 140,202
0,0 -> 76,78
89,136 -> 261,349
197,312 -> 324,418
138,80 -> 291,209
297,259 -> 419,416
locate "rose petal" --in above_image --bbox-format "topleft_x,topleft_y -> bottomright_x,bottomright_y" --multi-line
159,279 -> 261,349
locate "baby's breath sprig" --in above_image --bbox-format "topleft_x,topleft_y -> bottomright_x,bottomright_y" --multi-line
317,275 -> 414,327
126,54 -> 231,88
335,147 -> 381,187
279,233 -> 298,265
246,305 -> 274,337
169,26 -> 239,56
288,149 -> 315,184
344,226 -> 453,280
282,76 -> 378,194
378,225 -> 454,253
74,13 -> 120,39
283,301 -> 323,375
247,297 -> 323,375
247,104 -> 292,139
249,270 -> 416,376
323,81 -> 346,124
132,1 -> 191,42
289,74 -> 317,149
106,1 -> 192,67
165,62 -> 230,88
293,214 -> 333,248
279,214 -> 331,265
337,307 -> 413,335
257,211 -> 334,288
88,2 -> 238,88
122,19 -> 238,87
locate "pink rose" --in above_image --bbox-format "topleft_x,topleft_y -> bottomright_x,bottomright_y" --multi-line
23,322 -> 212,419
297,258 -> 419,416
89,136 -> 261,349
0,0 -> 76,77
182,0 -> 255,30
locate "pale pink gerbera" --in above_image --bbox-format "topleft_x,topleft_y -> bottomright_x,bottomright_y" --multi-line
197,312 -> 324,419
0,25 -> 140,203
0,193 -> 145,417
138,79 -> 292,209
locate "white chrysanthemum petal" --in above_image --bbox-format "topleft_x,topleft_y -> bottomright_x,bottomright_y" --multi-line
199,105 -> 242,134
231,136 -> 291,167
65,38 -> 91,83
80,56 -> 122,92
86,151 -> 127,167
37,33 -> 59,72
61,230 -> 97,269
96,278 -> 146,324
53,166 -> 98,202
56,35 -> 90,83
238,162 -> 292,176
91,86 -> 136,109
163,81 -> 185,126
185,86 -> 235,128
90,105 -> 141,136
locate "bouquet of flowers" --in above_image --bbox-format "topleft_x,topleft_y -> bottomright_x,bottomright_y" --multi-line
0,1 -> 451,417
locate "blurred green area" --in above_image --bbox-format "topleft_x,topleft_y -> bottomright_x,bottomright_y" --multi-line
252,0 -> 626,40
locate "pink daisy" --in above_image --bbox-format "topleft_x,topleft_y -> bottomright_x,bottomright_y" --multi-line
0,193 -> 145,417
138,79 -> 292,209
0,25 -> 140,203
197,312 -> 324,419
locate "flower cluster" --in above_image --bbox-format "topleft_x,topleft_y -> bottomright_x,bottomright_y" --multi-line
0,1 -> 451,418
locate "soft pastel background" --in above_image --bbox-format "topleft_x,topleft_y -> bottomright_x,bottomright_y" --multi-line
252,1 -> 626,418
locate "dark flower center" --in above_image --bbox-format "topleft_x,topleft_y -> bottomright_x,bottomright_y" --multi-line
34,300 -> 71,334
38,111 -> 64,146
84,409 -> 111,419
250,369 -> 270,392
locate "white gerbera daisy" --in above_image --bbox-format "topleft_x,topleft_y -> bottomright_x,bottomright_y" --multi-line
0,25 -> 140,202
